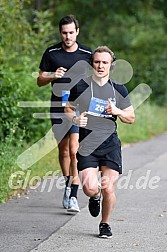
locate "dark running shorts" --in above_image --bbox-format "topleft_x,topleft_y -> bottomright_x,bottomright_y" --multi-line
76,145 -> 122,174
51,118 -> 79,143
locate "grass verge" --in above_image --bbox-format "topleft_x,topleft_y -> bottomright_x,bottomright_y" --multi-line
118,102 -> 167,143
0,102 -> 167,203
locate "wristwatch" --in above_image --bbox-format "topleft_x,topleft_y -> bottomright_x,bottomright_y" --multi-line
72,116 -> 77,126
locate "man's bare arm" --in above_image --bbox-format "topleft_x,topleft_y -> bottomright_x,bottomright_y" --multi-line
106,102 -> 135,124
65,102 -> 88,127
37,67 -> 67,87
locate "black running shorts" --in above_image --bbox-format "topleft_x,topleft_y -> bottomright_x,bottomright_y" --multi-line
76,145 -> 122,174
51,117 -> 79,143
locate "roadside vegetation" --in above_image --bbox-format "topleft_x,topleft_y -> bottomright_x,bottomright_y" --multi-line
1,102 -> 166,203
1,0 -> 167,203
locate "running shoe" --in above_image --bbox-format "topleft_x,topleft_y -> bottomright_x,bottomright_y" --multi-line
67,197 -> 80,212
99,223 -> 112,238
62,187 -> 71,209
88,195 -> 101,217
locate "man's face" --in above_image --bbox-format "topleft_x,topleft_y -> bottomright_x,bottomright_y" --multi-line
93,52 -> 112,79
60,22 -> 79,48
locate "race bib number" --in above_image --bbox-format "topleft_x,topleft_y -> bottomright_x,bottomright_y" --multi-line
88,97 -> 108,117
62,90 -> 70,106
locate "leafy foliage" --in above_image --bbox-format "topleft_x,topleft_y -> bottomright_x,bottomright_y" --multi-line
0,0 -> 52,142
53,0 -> 167,105
1,0 -> 167,143
0,0 -> 167,203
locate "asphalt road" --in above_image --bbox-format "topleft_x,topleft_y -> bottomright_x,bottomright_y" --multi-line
0,132 -> 167,252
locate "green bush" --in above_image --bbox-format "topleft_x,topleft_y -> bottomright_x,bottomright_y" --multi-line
0,0 -> 54,143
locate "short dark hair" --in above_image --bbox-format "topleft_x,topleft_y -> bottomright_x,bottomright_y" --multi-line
59,15 -> 79,31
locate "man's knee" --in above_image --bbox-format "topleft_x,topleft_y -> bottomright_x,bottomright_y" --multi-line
83,184 -> 97,197
82,178 -> 99,197
102,184 -> 115,197
58,142 -> 69,158
69,143 -> 79,159
70,153 -> 76,161
59,149 -> 69,159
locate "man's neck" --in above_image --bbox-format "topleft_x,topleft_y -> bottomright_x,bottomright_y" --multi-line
62,42 -> 78,52
92,75 -> 110,86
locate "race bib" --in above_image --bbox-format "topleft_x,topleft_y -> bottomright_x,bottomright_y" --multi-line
88,97 -> 108,117
88,97 -> 116,117
62,90 -> 70,106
